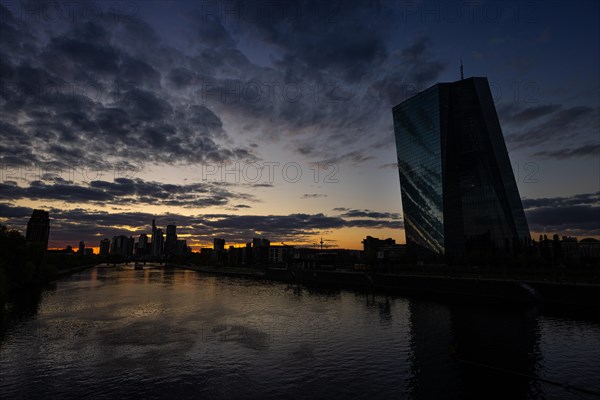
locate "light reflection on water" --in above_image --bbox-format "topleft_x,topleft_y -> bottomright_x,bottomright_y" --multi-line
1,266 -> 599,399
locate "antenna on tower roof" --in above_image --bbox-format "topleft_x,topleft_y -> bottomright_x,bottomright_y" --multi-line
460,59 -> 464,80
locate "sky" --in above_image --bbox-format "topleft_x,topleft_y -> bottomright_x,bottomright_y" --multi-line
0,0 -> 598,251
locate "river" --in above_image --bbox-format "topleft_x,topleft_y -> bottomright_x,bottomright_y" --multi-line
1,266 -> 599,399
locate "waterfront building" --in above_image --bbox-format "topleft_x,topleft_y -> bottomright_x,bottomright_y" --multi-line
392,77 -> 530,258
268,245 -> 294,265
362,236 -> 396,259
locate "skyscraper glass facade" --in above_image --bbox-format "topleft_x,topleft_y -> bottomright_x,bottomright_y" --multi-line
393,86 -> 444,254
393,77 -> 530,257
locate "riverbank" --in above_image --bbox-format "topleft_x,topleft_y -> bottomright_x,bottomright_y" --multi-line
172,265 -> 600,308
1,263 -> 96,316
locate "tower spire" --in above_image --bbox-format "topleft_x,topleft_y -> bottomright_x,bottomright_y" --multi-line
460,59 -> 464,80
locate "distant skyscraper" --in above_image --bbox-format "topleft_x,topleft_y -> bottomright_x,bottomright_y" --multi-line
213,238 -> 225,261
99,238 -> 110,256
151,219 -> 157,255
78,241 -> 85,254
110,236 -> 118,255
176,239 -> 188,256
392,77 -> 530,258
151,219 -> 164,256
110,235 -> 134,257
137,233 -> 149,256
25,209 -> 50,249
252,238 -> 270,266
165,224 -> 177,256
127,236 -> 135,257
213,238 -> 225,252
154,229 -> 164,257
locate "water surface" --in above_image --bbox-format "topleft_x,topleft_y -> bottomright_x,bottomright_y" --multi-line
1,267 -> 599,399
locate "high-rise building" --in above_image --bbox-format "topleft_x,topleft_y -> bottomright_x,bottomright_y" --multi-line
392,77 -> 530,258
213,238 -> 225,261
176,239 -> 188,256
252,237 -> 270,266
127,236 -> 135,257
110,235 -> 134,257
165,224 -> 177,256
99,238 -> 110,256
151,219 -> 164,257
154,229 -> 164,257
151,219 -> 157,255
213,238 -> 225,252
25,209 -> 50,249
78,241 -> 85,254
110,236 -> 118,254
137,233 -> 149,256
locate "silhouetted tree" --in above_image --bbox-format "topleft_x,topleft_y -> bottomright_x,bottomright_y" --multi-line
0,224 -> 47,307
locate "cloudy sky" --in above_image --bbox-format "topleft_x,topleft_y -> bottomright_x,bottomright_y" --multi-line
1,0 -> 598,250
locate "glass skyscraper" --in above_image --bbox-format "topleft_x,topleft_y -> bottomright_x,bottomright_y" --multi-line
393,77 -> 530,258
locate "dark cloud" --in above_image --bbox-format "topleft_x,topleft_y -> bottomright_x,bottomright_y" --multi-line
526,206 -> 600,236
522,192 -> 599,209
167,67 -> 198,89
120,88 -> 172,121
120,57 -> 162,87
531,143 -> 599,160
301,194 -> 327,199
0,0 -> 443,171
369,36 -> 447,106
0,9 -> 254,169
339,209 -> 401,220
191,14 -> 236,48
0,203 -> 32,218
501,104 -> 561,124
0,180 -> 112,202
48,37 -> 120,74
240,0 -> 390,83
523,193 -> 600,236
316,150 -> 375,166
505,105 -> 599,150
0,178 -> 254,208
